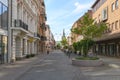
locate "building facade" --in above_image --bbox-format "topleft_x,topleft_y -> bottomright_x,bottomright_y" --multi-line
71,10 -> 92,45
6,0 -> 47,62
92,0 -> 120,57
67,35 -> 72,46
45,25 -> 55,52
38,0 -> 47,53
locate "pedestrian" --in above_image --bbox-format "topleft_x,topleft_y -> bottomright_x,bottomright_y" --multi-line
68,50 -> 71,58
47,50 -> 49,54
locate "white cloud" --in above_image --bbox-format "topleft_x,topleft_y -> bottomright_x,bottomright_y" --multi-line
73,2 -> 92,14
65,1 -> 94,18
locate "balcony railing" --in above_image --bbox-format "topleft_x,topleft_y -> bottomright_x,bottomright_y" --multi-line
41,36 -> 47,41
42,2 -> 45,7
40,23 -> 46,30
14,19 -> 28,31
34,33 -> 41,38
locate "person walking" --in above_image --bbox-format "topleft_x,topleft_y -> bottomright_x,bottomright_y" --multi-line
47,50 -> 49,54
68,50 -> 72,58
47,46 -> 50,54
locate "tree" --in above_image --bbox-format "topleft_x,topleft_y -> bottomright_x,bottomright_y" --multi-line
71,13 -> 107,57
56,43 -> 61,49
73,42 -> 79,52
61,37 -> 68,49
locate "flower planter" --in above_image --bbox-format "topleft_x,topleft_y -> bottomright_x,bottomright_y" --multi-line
72,58 -> 104,67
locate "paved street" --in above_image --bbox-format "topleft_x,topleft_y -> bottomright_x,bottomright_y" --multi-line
16,50 -> 90,80
1,50 -> 120,80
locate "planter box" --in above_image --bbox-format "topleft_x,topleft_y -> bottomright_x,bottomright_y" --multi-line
72,58 -> 104,67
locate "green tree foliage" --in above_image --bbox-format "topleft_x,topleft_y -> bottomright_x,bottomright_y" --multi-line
73,42 -> 79,51
56,43 -> 61,49
61,37 -> 68,48
71,14 -> 107,39
71,13 -> 107,57
80,39 -> 95,57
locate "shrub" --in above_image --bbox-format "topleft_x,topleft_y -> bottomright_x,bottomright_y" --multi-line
26,54 -> 35,58
26,54 -> 31,58
75,56 -> 99,60
30,54 -> 35,57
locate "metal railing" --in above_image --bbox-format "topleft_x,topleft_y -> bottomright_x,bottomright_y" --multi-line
14,19 -> 28,31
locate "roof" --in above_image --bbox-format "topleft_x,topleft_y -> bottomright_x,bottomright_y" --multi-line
91,0 -> 100,8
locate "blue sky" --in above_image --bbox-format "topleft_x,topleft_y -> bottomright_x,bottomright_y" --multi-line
44,0 -> 96,41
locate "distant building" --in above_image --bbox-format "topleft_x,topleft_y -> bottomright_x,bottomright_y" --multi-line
71,10 -> 92,44
45,25 -> 55,52
67,35 -> 72,46
62,29 -> 66,40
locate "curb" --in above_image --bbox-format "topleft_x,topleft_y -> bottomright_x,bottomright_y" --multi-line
108,64 -> 120,69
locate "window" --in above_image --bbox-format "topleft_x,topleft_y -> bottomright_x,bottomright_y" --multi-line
115,21 -> 118,29
115,0 -> 119,9
102,7 -> 108,21
112,22 -> 114,30
108,24 -> 111,32
0,2 -> 8,30
2,5 -> 8,30
98,14 -> 101,22
112,3 -> 115,11
0,3 -> 2,28
119,20 -> 120,28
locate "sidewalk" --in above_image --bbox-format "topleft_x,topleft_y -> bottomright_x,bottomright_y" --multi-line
71,54 -> 120,80
99,56 -> 120,68
0,54 -> 46,80
68,52 -> 120,68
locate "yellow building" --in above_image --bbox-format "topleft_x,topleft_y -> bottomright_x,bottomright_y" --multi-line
92,0 -> 120,57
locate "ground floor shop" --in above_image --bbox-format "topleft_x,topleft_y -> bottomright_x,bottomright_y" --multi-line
93,38 -> 120,57
11,29 -> 40,62
0,35 -> 8,64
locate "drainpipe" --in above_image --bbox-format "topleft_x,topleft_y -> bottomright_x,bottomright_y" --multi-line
8,0 -> 12,63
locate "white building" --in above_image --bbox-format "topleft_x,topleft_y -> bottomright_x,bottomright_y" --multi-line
10,0 -> 41,61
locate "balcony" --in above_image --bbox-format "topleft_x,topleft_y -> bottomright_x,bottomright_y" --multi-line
40,13 -> 47,21
40,23 -> 46,30
14,19 -> 28,31
34,33 -> 41,38
41,2 -> 45,7
41,36 -> 47,41
45,16 -> 47,21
